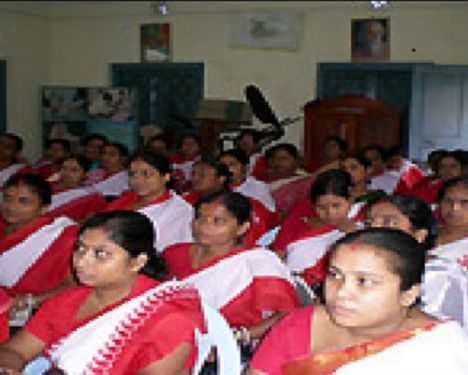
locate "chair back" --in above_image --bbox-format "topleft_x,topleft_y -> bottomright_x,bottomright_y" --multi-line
192,300 -> 241,375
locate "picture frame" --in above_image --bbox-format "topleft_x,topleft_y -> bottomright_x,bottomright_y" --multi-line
229,10 -> 301,50
140,23 -> 171,63
351,18 -> 390,62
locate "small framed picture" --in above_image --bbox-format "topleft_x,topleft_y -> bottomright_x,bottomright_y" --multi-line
140,23 -> 171,63
351,18 -> 390,62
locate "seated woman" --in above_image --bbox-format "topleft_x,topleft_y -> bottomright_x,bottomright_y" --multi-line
85,141 -> 129,199
47,154 -> 107,222
170,134 -> 202,193
307,135 -> 347,175
219,148 -> 276,214
35,138 -> 71,180
411,150 -> 465,206
261,143 -> 314,220
430,175 -> 468,270
0,174 -> 78,313
235,129 -> 267,180
184,157 -> 271,247
271,170 -> 366,281
105,151 -> 193,252
0,133 -> 32,187
0,210 -> 206,374
365,194 -> 468,332
163,191 -> 299,349
341,152 -> 386,205
247,228 -> 468,375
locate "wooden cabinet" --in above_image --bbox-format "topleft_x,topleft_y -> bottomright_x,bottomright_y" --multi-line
303,95 -> 400,168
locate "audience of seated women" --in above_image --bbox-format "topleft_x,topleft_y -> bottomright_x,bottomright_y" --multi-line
85,141 -> 129,199
247,228 -> 468,375
47,154 -> 107,222
105,151 -> 193,252
0,133 -> 32,187
0,174 -> 78,313
0,210 -> 206,374
365,194 -> 467,332
163,191 -> 299,355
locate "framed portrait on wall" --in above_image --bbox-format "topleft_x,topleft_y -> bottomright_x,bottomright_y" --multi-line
351,18 -> 390,62
140,23 -> 171,63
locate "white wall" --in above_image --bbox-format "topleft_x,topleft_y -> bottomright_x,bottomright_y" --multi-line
0,4 -> 50,160
3,1 -> 468,160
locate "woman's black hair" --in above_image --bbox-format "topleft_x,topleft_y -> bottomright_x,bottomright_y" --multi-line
46,138 -> 71,153
4,173 -> 52,206
194,190 -> 251,225
269,143 -> 300,160
194,157 -> 232,190
324,135 -> 348,152
105,142 -> 129,159
435,151 -> 466,175
367,194 -> 438,250
2,132 -> 24,152
78,210 -> 167,280
129,150 -> 172,176
177,133 -> 201,150
64,154 -> 92,173
329,227 -> 426,291
81,133 -> 107,146
310,169 -> 352,202
342,151 -> 372,169
219,148 -> 250,167
437,175 -> 468,202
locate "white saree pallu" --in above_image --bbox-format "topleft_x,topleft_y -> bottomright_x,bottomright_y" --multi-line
45,281 -> 196,375
286,203 -> 365,273
334,321 -> 468,374
138,192 -> 193,252
429,237 -> 468,270
0,163 -> 26,186
0,217 -> 74,288
286,229 -> 343,274
183,249 -> 295,311
48,187 -> 98,212
421,257 -> 468,332
234,176 -> 276,212
368,171 -> 399,195
92,171 -> 129,197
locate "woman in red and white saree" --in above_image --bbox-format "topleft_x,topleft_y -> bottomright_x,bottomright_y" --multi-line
261,143 -> 314,220
0,173 -> 78,311
106,151 -> 193,252
85,142 -> 129,199
247,229 -> 468,375
273,170 -> 366,285
0,133 -> 32,188
219,148 -> 277,225
0,211 -> 206,374
430,176 -> 468,271
48,155 -> 107,222
183,158 -> 272,247
163,191 -> 299,346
